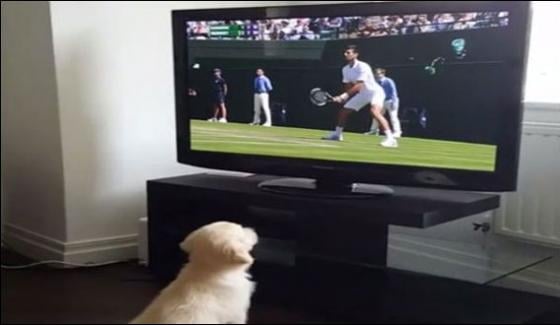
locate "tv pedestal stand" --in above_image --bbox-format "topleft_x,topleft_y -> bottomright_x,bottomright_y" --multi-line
147,173 -> 558,323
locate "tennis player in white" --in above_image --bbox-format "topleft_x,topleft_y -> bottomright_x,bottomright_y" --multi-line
323,45 -> 398,148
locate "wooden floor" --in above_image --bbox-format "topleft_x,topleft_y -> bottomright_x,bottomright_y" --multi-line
0,249 -> 321,324
2,248 -> 559,324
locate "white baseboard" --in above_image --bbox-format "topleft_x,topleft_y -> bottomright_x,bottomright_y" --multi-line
64,233 -> 139,264
2,223 -> 65,261
3,223 -> 138,264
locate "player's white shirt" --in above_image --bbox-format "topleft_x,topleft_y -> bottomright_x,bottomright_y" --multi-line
342,59 -> 385,110
342,59 -> 382,93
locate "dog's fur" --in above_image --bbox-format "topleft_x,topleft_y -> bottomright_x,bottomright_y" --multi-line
130,221 -> 258,324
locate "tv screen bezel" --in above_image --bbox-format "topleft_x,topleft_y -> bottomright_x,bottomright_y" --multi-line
172,1 -> 530,191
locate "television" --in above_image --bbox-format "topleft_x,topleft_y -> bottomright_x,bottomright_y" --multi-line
172,1 -> 531,196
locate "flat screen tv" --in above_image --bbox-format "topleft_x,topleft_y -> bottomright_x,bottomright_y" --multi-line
172,1 -> 531,196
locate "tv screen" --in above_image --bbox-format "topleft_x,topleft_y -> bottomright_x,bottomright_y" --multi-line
173,1 -> 530,192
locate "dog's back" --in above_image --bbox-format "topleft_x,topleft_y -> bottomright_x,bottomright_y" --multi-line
131,222 -> 258,324
131,265 -> 255,324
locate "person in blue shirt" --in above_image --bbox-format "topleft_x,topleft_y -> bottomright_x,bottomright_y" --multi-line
208,68 -> 228,123
251,68 -> 273,127
366,68 -> 402,138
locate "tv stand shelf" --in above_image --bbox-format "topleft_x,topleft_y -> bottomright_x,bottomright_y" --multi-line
147,173 -> 558,323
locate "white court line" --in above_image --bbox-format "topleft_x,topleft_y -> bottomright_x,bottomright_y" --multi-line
194,128 -> 338,148
193,139 -> 340,147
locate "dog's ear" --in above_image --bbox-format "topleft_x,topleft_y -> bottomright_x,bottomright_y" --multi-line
244,227 -> 259,247
223,242 -> 254,264
180,231 -> 196,253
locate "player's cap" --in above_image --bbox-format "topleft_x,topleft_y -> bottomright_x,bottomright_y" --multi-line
213,68 -> 222,73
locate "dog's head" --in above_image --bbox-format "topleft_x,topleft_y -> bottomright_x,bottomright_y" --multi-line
180,221 -> 258,265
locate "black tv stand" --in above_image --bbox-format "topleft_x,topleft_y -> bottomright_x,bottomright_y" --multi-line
148,172 -> 502,271
147,173 -> 558,323
258,177 -> 394,199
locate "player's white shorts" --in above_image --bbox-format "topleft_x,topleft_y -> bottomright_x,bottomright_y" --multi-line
344,89 -> 385,111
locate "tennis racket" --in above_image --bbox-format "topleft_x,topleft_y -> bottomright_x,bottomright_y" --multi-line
309,88 -> 335,107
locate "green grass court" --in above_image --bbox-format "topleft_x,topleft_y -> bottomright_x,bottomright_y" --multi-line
190,120 -> 496,171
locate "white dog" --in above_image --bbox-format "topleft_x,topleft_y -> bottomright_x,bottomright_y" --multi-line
131,221 -> 258,324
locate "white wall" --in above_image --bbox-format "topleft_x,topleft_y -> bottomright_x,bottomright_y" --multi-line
50,2 -> 188,243
524,2 -> 560,103
1,2 -> 67,249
